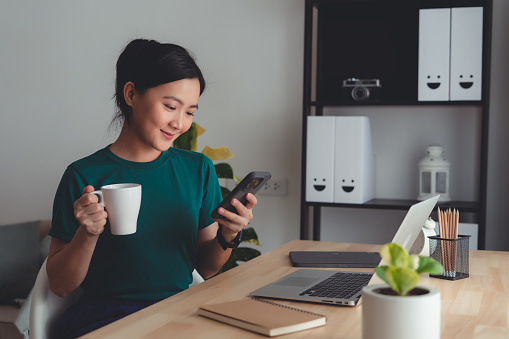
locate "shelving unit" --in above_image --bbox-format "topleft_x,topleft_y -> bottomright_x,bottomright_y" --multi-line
300,0 -> 492,249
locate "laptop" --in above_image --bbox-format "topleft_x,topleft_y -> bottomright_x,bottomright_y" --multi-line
250,195 -> 440,306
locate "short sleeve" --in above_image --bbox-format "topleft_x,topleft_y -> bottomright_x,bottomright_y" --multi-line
49,165 -> 86,242
198,156 -> 222,230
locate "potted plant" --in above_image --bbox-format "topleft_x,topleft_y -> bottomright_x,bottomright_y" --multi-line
362,242 -> 443,339
173,122 -> 261,274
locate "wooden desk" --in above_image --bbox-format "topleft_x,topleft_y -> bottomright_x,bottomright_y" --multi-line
83,240 -> 509,338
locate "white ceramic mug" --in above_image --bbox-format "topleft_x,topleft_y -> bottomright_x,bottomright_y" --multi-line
91,183 -> 141,235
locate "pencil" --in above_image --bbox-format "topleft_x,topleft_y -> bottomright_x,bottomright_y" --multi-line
455,209 -> 459,239
438,207 -> 443,237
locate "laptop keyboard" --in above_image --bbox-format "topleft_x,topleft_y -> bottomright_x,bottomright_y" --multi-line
299,272 -> 373,299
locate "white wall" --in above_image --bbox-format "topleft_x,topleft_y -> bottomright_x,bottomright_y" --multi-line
0,0 -> 304,254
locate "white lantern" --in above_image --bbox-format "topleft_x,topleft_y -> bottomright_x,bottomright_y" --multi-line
418,145 -> 450,202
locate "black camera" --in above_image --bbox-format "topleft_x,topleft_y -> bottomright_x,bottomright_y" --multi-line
342,78 -> 381,102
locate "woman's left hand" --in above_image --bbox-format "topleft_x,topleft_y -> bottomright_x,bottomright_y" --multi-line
213,193 -> 257,242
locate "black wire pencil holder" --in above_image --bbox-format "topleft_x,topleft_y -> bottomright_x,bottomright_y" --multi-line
428,235 -> 470,280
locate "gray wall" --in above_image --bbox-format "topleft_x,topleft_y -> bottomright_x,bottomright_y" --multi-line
485,0 -> 509,251
1,1 -> 507,252
0,0 -> 304,254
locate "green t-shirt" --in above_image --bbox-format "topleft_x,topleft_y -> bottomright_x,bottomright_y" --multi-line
49,146 -> 222,300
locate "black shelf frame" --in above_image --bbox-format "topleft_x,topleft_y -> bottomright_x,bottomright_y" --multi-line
309,101 -> 484,107
306,199 -> 479,212
305,199 -> 480,241
300,0 -> 492,249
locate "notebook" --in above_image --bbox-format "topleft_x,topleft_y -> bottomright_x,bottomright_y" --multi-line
250,195 -> 440,306
289,251 -> 381,268
198,298 -> 326,337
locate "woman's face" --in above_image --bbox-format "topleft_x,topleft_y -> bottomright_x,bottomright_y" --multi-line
128,78 -> 200,153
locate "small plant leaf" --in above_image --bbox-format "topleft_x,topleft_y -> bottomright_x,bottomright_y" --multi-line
385,267 -> 419,296
374,266 -> 390,285
380,243 -> 408,268
202,145 -> 234,161
416,256 -> 444,275
408,255 -> 420,270
375,242 -> 443,296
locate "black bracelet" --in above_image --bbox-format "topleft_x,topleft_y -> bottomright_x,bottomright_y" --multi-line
216,224 -> 243,250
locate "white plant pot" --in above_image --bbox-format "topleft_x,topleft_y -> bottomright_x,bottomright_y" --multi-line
362,284 -> 441,339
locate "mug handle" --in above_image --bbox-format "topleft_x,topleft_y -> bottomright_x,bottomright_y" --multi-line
90,190 -> 105,207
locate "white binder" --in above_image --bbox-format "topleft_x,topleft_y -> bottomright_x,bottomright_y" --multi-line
418,8 -> 451,101
450,7 -> 483,101
306,116 -> 335,203
333,117 -> 375,204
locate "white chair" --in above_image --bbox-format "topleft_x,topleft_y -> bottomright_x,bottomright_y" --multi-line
29,258 -> 82,339
28,258 -> 203,338
190,269 -> 205,287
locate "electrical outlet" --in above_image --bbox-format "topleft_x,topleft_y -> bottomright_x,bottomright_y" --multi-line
259,178 -> 287,196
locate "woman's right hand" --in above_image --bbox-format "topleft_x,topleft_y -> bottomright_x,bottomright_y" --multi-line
73,185 -> 108,236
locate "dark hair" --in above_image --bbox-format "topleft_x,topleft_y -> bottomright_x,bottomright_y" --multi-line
112,39 -> 206,127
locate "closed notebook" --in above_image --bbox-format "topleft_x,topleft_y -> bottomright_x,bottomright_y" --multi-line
197,298 -> 327,337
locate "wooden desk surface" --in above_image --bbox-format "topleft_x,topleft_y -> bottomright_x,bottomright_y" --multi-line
83,240 -> 509,339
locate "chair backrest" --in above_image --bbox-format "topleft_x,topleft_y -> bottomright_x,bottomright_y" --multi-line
190,269 -> 205,287
29,258 -> 82,339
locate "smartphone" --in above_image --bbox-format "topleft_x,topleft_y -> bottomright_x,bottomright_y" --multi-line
211,171 -> 271,219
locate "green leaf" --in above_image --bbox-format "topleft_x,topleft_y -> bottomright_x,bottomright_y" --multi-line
215,163 -> 235,179
416,256 -> 444,275
231,247 -> 261,262
380,243 -> 408,268
218,258 -> 238,273
241,227 -> 260,246
385,267 -> 419,296
374,266 -> 390,285
408,255 -> 420,270
376,242 -> 444,296
220,187 -> 231,200
202,145 -> 234,161
218,247 -> 261,274
173,122 -> 198,151
194,122 -> 205,137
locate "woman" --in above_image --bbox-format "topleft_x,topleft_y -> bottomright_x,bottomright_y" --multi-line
46,38 -> 257,338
